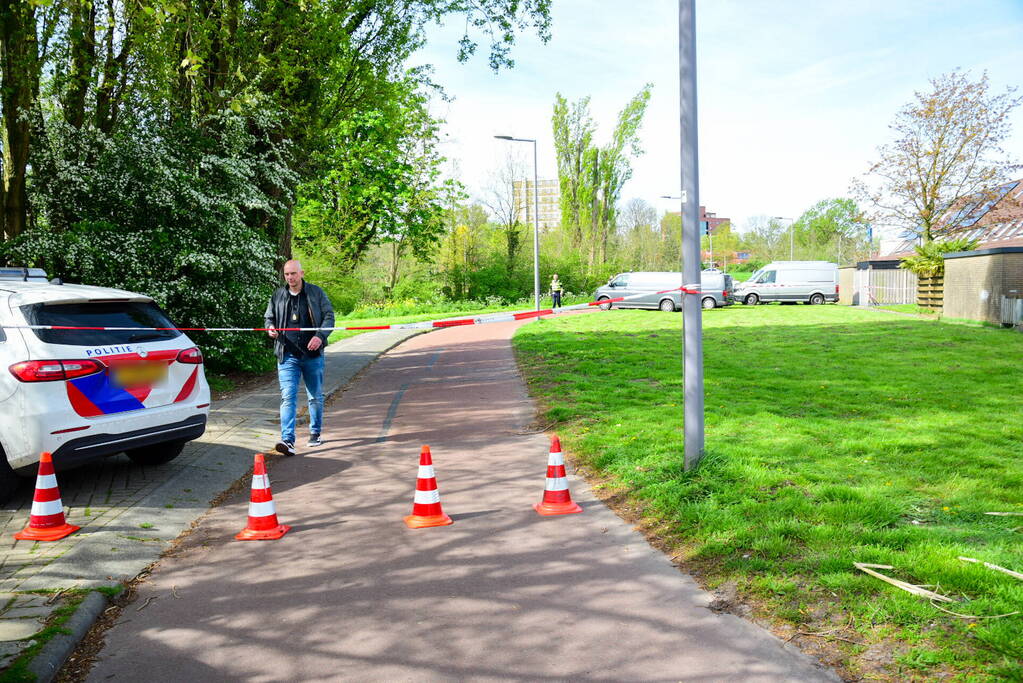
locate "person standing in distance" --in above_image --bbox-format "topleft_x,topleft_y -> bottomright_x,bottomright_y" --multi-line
550,273 -> 564,309
265,260 -> 335,456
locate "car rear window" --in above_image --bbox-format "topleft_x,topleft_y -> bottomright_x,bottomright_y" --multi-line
22,301 -> 182,346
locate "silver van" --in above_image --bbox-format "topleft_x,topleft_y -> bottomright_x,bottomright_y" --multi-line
594,270 -> 734,312
734,261 -> 838,305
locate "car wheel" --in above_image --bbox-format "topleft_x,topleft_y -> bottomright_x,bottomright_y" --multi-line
809,293 -> 825,305
744,293 -> 759,306
126,440 -> 185,467
701,297 -> 716,310
659,298 -> 677,312
598,296 -> 613,311
0,455 -> 23,505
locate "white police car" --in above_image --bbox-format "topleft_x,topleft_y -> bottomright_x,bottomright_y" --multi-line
0,268 -> 210,502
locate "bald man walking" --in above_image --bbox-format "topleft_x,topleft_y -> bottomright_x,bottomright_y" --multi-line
264,260 -> 335,456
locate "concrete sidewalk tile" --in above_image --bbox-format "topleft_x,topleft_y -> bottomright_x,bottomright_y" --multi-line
0,641 -> 23,668
3,604 -> 54,620
0,620 -> 43,642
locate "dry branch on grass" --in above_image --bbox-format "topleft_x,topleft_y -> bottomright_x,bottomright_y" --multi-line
854,563 -> 955,603
929,601 -> 1020,620
958,556 -> 1023,581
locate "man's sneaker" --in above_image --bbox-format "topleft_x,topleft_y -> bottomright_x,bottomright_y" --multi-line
307,434 -> 322,447
275,440 -> 296,457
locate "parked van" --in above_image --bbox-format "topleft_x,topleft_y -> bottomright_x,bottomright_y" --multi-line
733,261 -> 838,305
593,270 -> 734,312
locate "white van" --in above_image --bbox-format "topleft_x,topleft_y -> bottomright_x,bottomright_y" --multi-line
593,270 -> 734,311
734,261 -> 838,305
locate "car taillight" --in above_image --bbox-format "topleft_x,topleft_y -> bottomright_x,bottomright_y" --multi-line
176,347 -> 204,364
722,290 -> 727,298
9,359 -> 106,382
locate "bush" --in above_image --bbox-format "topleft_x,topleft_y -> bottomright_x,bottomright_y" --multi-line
391,276 -> 445,302
900,238 -> 978,278
7,109 -> 294,372
5,221 -> 278,373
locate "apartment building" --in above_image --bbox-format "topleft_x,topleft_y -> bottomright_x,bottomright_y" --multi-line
512,178 -> 561,230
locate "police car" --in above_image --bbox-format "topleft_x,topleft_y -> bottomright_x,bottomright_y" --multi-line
0,268 -> 210,502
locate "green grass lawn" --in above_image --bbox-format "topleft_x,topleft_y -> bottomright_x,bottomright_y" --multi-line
878,304 -> 939,316
514,304 -> 1023,680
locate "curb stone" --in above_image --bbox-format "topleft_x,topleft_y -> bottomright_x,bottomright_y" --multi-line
26,591 -> 107,683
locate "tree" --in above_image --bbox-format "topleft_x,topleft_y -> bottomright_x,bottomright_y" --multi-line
293,79 -> 457,284
619,198 -> 659,269
1,0 -> 41,239
480,149 -> 528,277
2,0 -> 553,248
551,93 -> 594,243
551,84 -> 652,274
658,211 -> 682,270
703,221 -> 740,270
439,203 -> 488,299
593,84 -> 652,267
853,70 -> 1022,243
792,198 -> 872,263
739,216 -> 787,262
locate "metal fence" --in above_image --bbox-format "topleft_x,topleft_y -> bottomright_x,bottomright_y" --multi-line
1001,296 -> 1023,326
856,268 -> 918,305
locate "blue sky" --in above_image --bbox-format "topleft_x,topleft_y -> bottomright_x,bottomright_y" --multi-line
413,1 -> 1023,246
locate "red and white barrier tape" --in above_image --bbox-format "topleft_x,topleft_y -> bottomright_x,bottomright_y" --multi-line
3,286 -> 700,332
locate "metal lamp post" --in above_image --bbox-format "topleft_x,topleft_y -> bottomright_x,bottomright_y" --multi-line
678,0 -> 704,471
495,135 -> 542,312
774,216 -> 795,260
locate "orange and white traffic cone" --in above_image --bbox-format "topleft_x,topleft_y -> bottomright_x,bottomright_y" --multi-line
404,446 -> 453,529
235,453 -> 291,540
534,435 -> 582,516
14,452 -> 79,542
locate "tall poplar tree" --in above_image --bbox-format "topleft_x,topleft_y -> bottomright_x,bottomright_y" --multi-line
551,84 -> 652,274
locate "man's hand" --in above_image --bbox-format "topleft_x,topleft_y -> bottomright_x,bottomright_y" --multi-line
307,336 -> 322,352
267,325 -> 278,339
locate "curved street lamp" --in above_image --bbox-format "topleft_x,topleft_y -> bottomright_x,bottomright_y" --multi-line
774,216 -> 795,260
495,135 -> 541,311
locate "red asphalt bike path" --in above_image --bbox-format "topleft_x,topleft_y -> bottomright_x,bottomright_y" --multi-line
86,318 -> 836,682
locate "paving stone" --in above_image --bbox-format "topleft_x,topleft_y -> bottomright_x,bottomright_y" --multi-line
0,619 -> 44,641
3,604 -> 56,620
0,640 -> 23,667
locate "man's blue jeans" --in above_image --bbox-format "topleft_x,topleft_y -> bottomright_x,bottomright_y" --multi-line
277,351 -> 324,443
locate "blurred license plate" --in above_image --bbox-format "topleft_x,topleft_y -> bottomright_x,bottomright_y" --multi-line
113,362 -> 168,387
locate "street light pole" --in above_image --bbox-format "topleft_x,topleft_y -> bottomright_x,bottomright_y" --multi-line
679,0 -> 704,471
495,135 -> 542,312
774,216 -> 795,260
